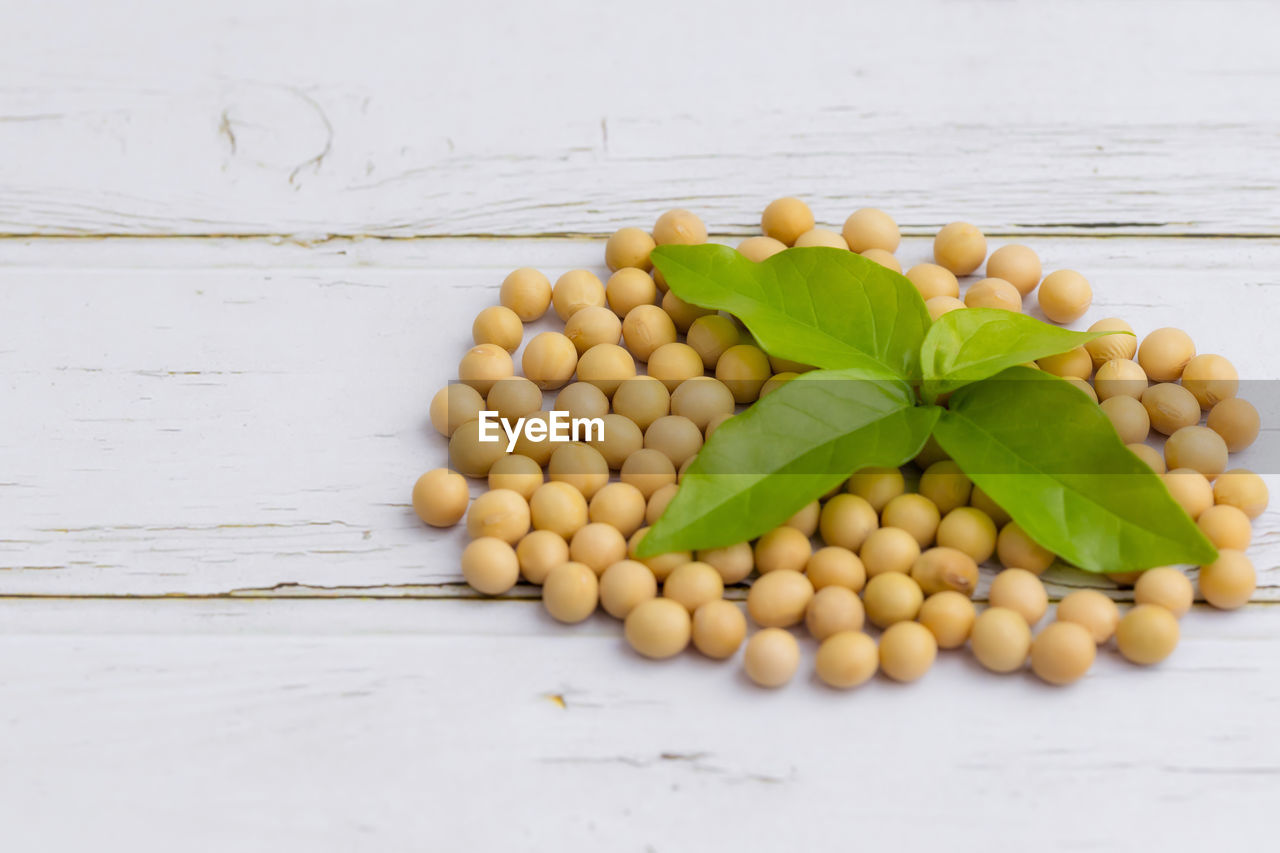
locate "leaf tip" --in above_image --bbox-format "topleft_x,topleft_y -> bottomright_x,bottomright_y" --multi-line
1194,540 -> 1220,566
631,525 -> 669,559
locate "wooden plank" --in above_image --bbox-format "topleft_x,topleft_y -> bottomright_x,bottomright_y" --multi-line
0,597 -> 1277,850
0,0 -> 1278,236
0,236 -> 1276,597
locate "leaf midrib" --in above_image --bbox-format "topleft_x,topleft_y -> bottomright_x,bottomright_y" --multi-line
662,251 -> 907,379
671,399 -> 907,525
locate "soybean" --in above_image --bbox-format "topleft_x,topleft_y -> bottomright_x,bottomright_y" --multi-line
761,197 -> 815,246
599,560 -> 659,619
1133,567 -> 1194,617
1116,604 -> 1179,665
1037,269 -> 1092,324
933,221 -> 987,276
1137,327 -> 1195,382
663,561 -> 725,612
988,568 -> 1049,625
804,585 -> 866,640
1030,621 -> 1096,685
1207,398 -> 1260,452
918,591 -> 976,649
551,269 -> 606,321
1199,550 -> 1256,610
516,530 -> 570,585
986,244 -> 1042,295
605,227 -> 656,272
625,597 -> 692,658
542,561 -> 600,623
412,468 -> 470,527
500,267 -> 552,321
747,570 -> 815,628
744,628 -> 801,687
843,208 -> 900,253
462,537 -> 521,596
692,600 -> 747,659
862,572 -> 924,629
878,621 -> 937,683
815,631 -> 879,688
971,607 -> 1031,673
1055,589 -> 1120,644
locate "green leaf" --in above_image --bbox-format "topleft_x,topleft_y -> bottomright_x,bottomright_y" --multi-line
932,367 -> 1217,572
636,367 -> 940,556
921,308 -> 1119,401
651,244 -> 930,380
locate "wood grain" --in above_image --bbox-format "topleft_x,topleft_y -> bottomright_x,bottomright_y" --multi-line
1,597 -> 1277,851
1,236 -> 1275,598
3,1 -> 1279,845
1,0 -> 1278,237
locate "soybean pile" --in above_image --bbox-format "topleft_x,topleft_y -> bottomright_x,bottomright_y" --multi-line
412,199 -> 1268,689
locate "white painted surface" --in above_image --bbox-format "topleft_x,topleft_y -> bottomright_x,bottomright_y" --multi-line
1,599 -> 1279,852
2,236 -> 1277,597
1,0 -> 1279,236
2,0 -> 1279,849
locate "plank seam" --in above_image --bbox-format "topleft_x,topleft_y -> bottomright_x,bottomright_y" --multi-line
2,231 -> 1280,242
0,592 -> 1275,604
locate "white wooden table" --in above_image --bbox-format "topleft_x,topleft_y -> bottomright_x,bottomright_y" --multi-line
3,1 -> 1279,849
